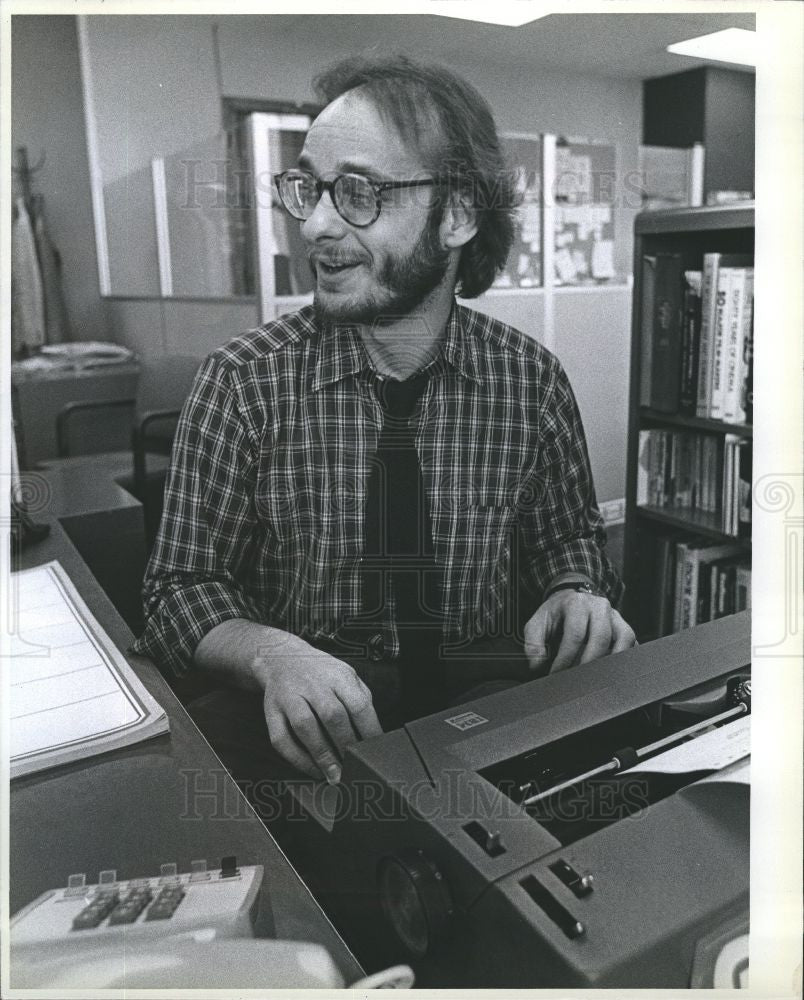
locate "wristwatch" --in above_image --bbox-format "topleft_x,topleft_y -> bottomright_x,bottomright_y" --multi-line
545,580 -> 598,599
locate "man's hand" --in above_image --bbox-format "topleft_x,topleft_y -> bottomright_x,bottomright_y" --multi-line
524,590 -> 636,675
258,639 -> 383,783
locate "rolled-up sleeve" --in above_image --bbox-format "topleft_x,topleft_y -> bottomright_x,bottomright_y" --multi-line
133,354 -> 265,676
519,358 -> 624,608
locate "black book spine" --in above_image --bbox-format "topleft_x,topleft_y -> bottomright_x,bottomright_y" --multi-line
679,275 -> 702,414
648,254 -> 684,413
738,439 -> 752,539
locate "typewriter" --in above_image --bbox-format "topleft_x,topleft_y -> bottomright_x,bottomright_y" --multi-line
313,612 -> 750,988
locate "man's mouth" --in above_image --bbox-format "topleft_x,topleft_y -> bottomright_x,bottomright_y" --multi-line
314,256 -> 365,276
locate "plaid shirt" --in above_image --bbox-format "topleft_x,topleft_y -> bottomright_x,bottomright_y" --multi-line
135,303 -> 622,676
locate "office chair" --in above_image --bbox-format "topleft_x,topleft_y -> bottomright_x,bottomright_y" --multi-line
55,355 -> 202,540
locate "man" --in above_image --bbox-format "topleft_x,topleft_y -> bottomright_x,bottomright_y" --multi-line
135,54 -> 635,786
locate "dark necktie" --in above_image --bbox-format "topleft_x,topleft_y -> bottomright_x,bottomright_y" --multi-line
364,372 -> 444,716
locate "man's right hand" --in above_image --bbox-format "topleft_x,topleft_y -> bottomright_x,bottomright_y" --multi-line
193,619 -> 383,784
259,639 -> 383,782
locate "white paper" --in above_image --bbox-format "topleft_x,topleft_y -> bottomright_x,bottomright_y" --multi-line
624,714 -> 750,776
592,239 -> 615,278
9,561 -> 169,778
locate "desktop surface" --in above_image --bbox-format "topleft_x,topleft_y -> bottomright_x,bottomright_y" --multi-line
9,520 -> 363,982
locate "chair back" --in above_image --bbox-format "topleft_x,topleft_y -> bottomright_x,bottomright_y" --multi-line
135,355 -> 203,441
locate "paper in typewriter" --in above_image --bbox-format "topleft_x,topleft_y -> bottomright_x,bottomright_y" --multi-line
623,714 -> 750,781
9,560 -> 169,779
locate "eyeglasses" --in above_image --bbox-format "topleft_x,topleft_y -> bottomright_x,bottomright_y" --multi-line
273,169 -> 440,228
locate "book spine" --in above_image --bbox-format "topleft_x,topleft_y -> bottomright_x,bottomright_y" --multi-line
680,546 -> 699,630
709,268 -> 734,420
736,564 -> 752,611
701,436 -> 712,512
724,565 -> 737,616
738,438 -> 752,539
722,434 -> 739,535
715,436 -> 725,521
726,438 -> 733,535
654,430 -> 667,507
679,271 -> 702,414
722,269 -> 749,422
697,253 -> 720,417
709,562 -> 719,622
656,537 -> 673,637
673,541 -> 688,632
742,296 -> 755,425
648,254 -> 683,413
717,565 -> 729,618
636,429 -> 651,505
698,555 -> 711,624
676,433 -> 692,508
668,432 -> 678,506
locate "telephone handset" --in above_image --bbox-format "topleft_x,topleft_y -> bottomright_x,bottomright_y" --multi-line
10,859 -> 413,989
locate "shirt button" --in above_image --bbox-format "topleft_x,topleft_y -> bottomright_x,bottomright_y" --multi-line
368,633 -> 385,662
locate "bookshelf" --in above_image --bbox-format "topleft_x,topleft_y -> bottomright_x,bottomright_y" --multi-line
623,203 -> 754,640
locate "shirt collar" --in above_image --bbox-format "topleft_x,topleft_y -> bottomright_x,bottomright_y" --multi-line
312,324 -> 366,391
312,302 -> 484,391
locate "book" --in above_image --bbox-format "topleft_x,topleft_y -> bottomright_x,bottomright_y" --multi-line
696,253 -> 752,418
639,256 -> 656,408
679,541 -> 743,630
696,254 -> 719,418
735,564 -> 752,610
641,254 -> 683,412
656,536 -> 675,637
723,269 -> 754,423
10,560 -> 169,779
741,296 -> 755,425
673,539 -> 691,632
709,267 -> 734,420
737,438 -> 752,539
679,270 -> 702,414
722,434 -> 739,534
636,430 -> 651,505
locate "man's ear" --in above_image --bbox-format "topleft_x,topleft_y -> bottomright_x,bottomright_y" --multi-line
439,190 -> 478,249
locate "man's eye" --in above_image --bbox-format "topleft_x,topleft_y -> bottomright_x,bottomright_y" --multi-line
348,186 -> 375,208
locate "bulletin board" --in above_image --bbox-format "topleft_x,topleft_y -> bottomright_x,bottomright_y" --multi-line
553,140 -> 618,286
493,134 -> 542,290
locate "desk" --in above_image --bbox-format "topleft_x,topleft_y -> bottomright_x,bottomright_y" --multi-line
10,520 -> 363,983
29,452 -> 169,633
12,362 -> 140,467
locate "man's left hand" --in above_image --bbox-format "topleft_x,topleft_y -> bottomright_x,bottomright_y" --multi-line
524,590 -> 636,674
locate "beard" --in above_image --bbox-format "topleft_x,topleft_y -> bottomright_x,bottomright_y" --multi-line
310,211 -> 452,327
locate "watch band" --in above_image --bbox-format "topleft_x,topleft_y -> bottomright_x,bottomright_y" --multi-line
544,580 -> 598,600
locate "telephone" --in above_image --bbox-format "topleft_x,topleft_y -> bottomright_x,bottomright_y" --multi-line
10,858 -> 413,989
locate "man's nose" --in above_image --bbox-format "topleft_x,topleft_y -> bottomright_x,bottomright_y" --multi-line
301,188 -> 346,242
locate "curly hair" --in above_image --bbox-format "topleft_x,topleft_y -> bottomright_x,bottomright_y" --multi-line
313,53 -> 517,299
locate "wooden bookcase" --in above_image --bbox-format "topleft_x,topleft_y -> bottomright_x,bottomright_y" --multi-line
622,203 -> 754,640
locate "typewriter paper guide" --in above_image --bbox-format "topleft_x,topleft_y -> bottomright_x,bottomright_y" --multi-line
9,560 -> 169,779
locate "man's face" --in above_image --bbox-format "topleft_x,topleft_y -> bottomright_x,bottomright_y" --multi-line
298,90 -> 451,325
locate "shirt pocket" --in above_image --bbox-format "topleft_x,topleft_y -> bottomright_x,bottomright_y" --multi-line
435,502 -> 518,631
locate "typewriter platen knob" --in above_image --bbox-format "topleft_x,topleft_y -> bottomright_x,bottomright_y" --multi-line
377,849 -> 454,958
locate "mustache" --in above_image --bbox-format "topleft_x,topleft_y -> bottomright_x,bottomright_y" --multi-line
308,248 -> 371,267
